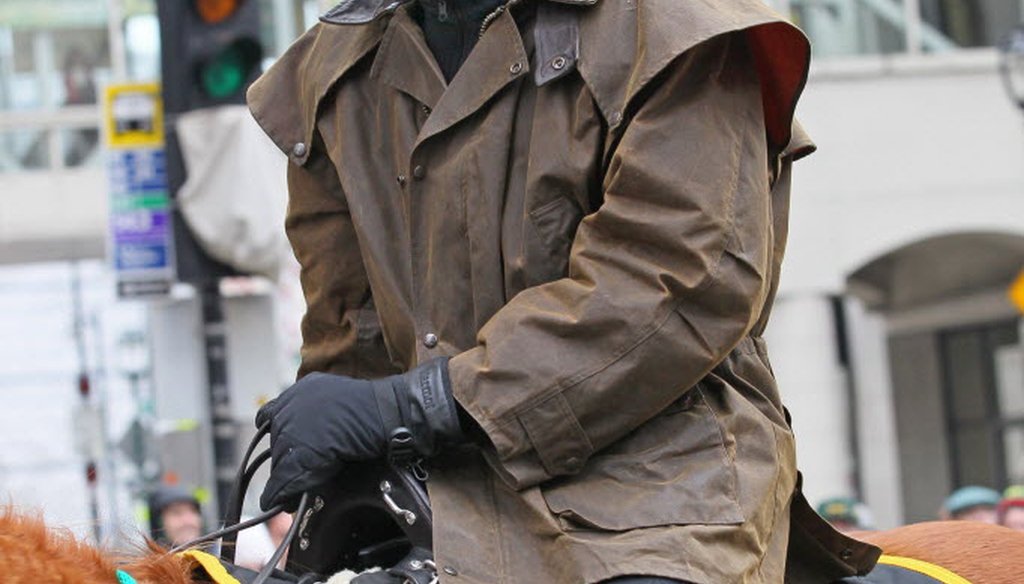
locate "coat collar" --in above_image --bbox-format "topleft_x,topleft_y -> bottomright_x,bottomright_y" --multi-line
412,5 -> 529,147
321,0 -> 599,25
370,7 -> 446,110
249,0 -> 593,164
367,2 -> 532,148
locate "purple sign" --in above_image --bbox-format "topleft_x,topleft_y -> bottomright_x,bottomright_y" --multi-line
108,148 -> 174,286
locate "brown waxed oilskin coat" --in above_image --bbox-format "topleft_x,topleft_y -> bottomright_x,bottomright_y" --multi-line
247,0 -> 881,582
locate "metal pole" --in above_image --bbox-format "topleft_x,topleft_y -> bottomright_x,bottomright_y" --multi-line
201,282 -> 237,519
71,262 -> 102,543
90,311 -> 121,545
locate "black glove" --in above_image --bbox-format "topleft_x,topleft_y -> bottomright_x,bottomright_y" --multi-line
256,357 -> 464,511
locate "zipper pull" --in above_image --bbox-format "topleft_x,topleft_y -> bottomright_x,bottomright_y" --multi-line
437,0 -> 449,22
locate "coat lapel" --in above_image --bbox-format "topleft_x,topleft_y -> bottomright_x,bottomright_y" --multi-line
413,7 -> 529,148
370,7 -> 447,111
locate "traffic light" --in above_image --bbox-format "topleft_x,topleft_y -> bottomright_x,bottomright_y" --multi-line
156,0 -> 264,283
157,0 -> 263,114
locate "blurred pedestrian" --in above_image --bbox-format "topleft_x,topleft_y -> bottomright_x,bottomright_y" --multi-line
940,486 -> 1001,523
817,496 -> 870,533
148,485 -> 203,548
61,47 -> 99,166
998,485 -> 1024,531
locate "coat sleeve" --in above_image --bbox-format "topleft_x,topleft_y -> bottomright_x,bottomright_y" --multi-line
448,33 -> 780,488
286,135 -> 397,380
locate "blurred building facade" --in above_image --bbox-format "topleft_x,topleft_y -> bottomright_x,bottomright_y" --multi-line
0,0 -> 1021,537
769,0 -> 1024,526
0,0 -> 323,540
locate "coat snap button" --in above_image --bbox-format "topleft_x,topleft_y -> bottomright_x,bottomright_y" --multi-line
292,142 -> 307,157
423,333 -> 439,348
396,175 -> 407,186
510,61 -> 524,75
413,165 -> 427,180
551,56 -> 567,71
421,105 -> 432,115
563,456 -> 582,472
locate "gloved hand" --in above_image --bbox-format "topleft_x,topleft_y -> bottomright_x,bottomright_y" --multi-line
256,357 -> 464,511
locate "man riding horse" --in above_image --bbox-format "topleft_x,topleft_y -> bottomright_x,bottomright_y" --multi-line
247,0 -> 879,581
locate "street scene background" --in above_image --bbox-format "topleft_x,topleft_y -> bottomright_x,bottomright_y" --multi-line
1,0 -> 1023,559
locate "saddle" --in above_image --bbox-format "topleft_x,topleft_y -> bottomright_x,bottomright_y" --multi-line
840,555 -> 972,584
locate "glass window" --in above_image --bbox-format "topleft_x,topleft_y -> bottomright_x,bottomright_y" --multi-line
945,330 -> 990,421
954,423 -> 997,486
124,13 -> 160,83
258,0 -> 327,63
790,0 -> 908,57
1005,425 -> 1024,486
995,345 -> 1024,419
0,2 -> 111,113
0,129 -> 50,171
940,321 -> 1022,490
61,126 -> 101,168
920,0 -> 1023,50
788,0 -> 1023,57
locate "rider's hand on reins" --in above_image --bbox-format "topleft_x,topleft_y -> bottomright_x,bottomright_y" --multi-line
256,357 -> 466,512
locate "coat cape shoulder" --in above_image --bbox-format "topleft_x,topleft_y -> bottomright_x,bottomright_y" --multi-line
248,0 -> 814,164
246,18 -> 386,165
576,0 -> 813,157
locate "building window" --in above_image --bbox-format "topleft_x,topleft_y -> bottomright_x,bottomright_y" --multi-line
940,320 -> 1024,489
790,0 -> 908,57
782,0 -> 1024,58
921,0 -> 1023,49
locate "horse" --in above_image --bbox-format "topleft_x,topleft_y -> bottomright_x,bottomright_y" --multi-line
4,501 -> 1024,584
852,521 -> 1024,584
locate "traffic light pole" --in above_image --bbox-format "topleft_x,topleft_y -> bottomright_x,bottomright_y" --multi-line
200,281 -> 237,519
156,0 -> 264,520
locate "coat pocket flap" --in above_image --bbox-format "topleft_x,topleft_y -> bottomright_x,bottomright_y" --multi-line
539,391 -> 744,531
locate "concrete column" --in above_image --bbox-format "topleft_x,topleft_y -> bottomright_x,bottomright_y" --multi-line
845,297 -> 904,528
765,292 -> 853,508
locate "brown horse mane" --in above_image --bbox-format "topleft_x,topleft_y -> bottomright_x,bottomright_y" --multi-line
853,520 -> 1024,584
0,506 -> 195,584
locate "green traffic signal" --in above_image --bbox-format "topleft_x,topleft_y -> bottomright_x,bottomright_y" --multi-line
198,40 -> 260,100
